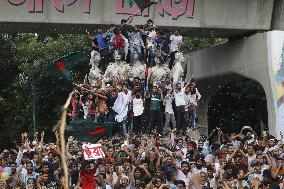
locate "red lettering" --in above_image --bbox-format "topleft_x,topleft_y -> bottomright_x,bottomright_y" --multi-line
92,146 -> 101,156
53,0 -> 78,13
83,147 -> 93,158
64,0 -> 77,6
8,0 -> 43,12
7,0 -> 195,18
34,0 -> 43,12
186,0 -> 195,17
8,0 -> 25,5
164,0 -> 187,19
82,0 -> 95,13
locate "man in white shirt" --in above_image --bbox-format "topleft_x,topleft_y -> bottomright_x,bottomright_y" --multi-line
188,85 -> 201,129
176,161 -> 192,189
112,84 -> 132,136
146,29 -> 156,67
163,89 -> 176,131
132,92 -> 144,134
169,29 -> 182,69
172,81 -> 190,134
19,161 -> 39,187
184,85 -> 191,129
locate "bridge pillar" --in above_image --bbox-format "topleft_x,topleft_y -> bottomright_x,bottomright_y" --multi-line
187,31 -> 284,138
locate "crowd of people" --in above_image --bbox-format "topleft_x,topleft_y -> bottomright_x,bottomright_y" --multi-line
86,14 -> 182,70
2,126 -> 284,188
71,14 -> 198,136
71,74 -> 201,136
2,13 -> 284,189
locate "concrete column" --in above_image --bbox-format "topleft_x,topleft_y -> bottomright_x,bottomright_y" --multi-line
187,31 -> 284,138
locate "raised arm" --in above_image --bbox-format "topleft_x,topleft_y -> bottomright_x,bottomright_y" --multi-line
126,14 -> 135,25
86,29 -> 92,40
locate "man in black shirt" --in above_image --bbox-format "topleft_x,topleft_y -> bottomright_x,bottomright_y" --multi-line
145,85 -> 164,133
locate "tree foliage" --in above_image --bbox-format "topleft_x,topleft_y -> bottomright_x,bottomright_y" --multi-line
0,34 -> 91,149
183,37 -> 228,52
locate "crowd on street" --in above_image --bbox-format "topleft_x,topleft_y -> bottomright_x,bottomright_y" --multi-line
1,127 -> 284,188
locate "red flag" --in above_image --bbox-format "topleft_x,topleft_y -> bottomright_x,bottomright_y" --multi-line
146,67 -> 149,77
88,128 -> 107,136
55,60 -> 65,72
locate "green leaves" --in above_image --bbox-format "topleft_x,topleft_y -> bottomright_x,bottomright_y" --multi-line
0,33 -> 90,149
183,37 -> 227,53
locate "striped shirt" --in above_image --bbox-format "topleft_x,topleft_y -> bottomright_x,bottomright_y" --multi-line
20,171 -> 39,187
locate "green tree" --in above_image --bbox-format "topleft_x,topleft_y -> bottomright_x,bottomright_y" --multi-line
183,37 -> 227,52
0,33 -> 91,148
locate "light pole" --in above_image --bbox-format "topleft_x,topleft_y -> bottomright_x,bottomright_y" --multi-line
32,72 -> 36,139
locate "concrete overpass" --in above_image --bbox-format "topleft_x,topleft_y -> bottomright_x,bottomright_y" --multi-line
0,0 -> 282,37
187,31 -> 284,138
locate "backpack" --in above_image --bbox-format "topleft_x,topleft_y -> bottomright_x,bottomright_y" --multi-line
114,34 -> 125,49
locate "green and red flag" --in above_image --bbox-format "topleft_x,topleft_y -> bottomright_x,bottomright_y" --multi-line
133,0 -> 158,10
51,51 -> 88,82
66,119 -> 115,143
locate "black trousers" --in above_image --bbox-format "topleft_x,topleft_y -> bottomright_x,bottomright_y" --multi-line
150,110 -> 162,133
169,52 -> 176,70
176,106 -> 186,133
99,48 -> 109,71
133,115 -> 143,134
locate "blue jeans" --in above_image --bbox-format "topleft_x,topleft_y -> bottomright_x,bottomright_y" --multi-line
118,120 -> 127,136
148,46 -> 155,67
130,44 -> 142,65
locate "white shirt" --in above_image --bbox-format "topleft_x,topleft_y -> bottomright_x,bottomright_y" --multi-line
184,93 -> 191,111
133,98 -> 144,116
188,90 -> 201,110
146,31 -> 156,49
248,172 -> 263,183
20,171 -> 39,187
190,91 -> 201,102
192,167 -> 207,174
170,35 -> 182,52
163,94 -> 174,115
82,101 -> 90,119
113,90 -> 132,122
174,88 -> 186,107
164,83 -> 172,91
176,170 -> 192,189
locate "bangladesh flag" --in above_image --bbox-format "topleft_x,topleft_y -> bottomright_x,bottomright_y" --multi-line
51,51 -> 88,82
133,0 -> 158,10
65,119 -> 116,143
